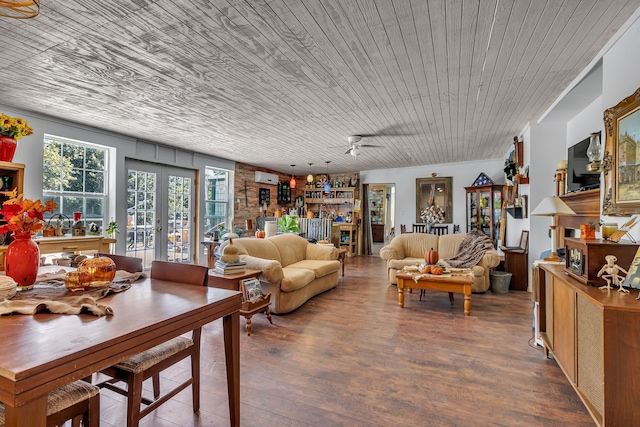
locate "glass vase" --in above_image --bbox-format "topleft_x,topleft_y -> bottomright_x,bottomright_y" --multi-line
6,232 -> 40,290
0,136 -> 17,162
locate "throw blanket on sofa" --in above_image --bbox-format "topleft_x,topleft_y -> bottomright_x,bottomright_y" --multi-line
444,230 -> 495,268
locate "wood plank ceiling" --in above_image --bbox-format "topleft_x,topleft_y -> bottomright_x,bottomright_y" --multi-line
1,0 -> 639,173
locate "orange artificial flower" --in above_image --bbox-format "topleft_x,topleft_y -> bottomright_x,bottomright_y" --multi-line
0,191 -> 57,235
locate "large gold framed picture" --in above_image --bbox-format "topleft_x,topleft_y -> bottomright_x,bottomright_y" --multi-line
415,176 -> 452,223
603,87 -> 640,215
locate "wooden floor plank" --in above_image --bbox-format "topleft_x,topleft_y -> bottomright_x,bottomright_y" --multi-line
93,254 -> 592,427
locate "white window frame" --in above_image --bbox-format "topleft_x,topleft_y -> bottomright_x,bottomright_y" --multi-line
42,134 -> 109,232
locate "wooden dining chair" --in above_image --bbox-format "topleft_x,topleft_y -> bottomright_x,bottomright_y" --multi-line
0,380 -> 100,427
400,224 -> 407,234
430,224 -> 449,235
97,253 -> 143,273
96,261 -> 208,427
412,224 -> 426,233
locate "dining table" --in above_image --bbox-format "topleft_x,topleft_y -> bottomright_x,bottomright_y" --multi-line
0,274 -> 243,427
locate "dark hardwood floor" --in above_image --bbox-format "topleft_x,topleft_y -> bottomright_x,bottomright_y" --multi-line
95,255 -> 593,427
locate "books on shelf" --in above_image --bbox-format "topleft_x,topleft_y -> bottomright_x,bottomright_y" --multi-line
213,260 -> 246,275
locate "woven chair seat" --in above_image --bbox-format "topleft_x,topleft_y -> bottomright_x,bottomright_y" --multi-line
114,336 -> 193,374
0,380 -> 99,424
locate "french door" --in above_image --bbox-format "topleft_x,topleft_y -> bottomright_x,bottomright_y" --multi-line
125,159 -> 196,269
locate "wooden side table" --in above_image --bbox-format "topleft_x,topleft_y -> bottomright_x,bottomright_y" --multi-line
240,293 -> 272,336
207,268 -> 273,335
337,248 -> 347,277
207,268 -> 261,290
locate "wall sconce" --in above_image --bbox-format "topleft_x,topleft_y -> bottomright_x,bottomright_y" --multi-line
306,163 -> 314,185
289,164 -> 296,189
586,132 -> 603,173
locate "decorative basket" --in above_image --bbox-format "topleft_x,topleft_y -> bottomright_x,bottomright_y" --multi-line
0,276 -> 17,300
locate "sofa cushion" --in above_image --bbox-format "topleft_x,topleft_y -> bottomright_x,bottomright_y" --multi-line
288,260 -> 340,278
281,267 -> 316,292
400,233 -> 440,259
437,234 -> 467,259
227,238 -> 282,262
268,234 -> 310,266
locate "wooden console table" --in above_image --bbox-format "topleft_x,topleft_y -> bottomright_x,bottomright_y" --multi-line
0,235 -> 116,270
536,263 -> 640,426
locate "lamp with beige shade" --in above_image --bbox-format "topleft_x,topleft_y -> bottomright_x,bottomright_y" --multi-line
532,196 -> 576,262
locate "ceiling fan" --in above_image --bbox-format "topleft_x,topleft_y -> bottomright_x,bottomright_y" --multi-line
345,135 -> 383,158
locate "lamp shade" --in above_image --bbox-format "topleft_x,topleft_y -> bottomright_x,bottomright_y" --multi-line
531,196 -> 575,216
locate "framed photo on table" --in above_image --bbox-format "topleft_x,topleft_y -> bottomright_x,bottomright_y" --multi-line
603,86 -> 640,215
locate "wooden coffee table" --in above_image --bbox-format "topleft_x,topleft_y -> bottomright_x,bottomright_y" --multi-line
396,272 -> 474,316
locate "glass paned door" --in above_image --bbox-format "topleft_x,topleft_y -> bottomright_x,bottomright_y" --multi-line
125,160 -> 196,268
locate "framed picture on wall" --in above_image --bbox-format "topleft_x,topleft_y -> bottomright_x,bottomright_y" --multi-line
603,86 -> 640,215
415,176 -> 452,223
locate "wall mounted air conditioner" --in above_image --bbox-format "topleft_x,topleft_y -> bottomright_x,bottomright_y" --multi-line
255,171 -> 278,185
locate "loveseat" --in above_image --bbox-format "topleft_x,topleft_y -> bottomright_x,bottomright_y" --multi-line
219,234 -> 340,314
379,232 -> 500,293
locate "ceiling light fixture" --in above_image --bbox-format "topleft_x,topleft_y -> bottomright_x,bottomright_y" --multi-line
0,0 -> 40,19
306,163 -> 314,184
350,146 -> 361,158
324,161 -> 331,193
289,164 -> 296,189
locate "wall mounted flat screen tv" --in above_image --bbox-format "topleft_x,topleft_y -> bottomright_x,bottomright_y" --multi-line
566,132 -> 601,193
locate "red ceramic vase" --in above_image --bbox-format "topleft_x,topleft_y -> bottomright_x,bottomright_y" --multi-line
6,232 -> 40,290
0,136 -> 17,162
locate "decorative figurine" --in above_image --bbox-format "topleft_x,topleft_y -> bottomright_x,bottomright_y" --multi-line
597,255 -> 629,293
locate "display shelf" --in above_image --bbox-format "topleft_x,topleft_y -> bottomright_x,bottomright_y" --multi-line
465,184 -> 502,246
332,223 -> 357,257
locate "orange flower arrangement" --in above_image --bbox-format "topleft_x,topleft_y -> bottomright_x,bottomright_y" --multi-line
0,191 -> 57,235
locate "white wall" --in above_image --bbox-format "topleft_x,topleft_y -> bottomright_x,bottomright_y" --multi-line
0,103 -> 235,263
360,158 -> 505,232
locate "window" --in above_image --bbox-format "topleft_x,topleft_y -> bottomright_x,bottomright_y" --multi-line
204,167 -> 229,236
43,135 -> 108,232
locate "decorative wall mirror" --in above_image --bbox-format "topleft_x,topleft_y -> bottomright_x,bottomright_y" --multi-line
602,87 -> 640,215
415,176 -> 452,223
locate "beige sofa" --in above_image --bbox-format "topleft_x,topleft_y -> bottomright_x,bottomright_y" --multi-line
220,234 -> 340,314
379,233 -> 500,293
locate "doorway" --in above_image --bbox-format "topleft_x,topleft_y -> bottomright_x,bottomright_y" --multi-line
368,184 -> 395,253
125,159 -> 197,269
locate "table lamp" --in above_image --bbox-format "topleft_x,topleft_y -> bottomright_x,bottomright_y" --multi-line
532,196 -> 575,262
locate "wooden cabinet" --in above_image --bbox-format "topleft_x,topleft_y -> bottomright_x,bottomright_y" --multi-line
465,184 -> 502,245
0,161 -> 24,211
0,161 -> 25,268
501,249 -> 528,291
537,263 -> 640,426
0,236 -> 116,270
371,224 -> 385,242
564,237 -> 638,286
332,223 -> 357,257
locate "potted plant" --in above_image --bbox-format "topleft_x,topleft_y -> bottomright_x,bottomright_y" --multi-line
106,218 -> 120,238
278,215 -> 300,234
